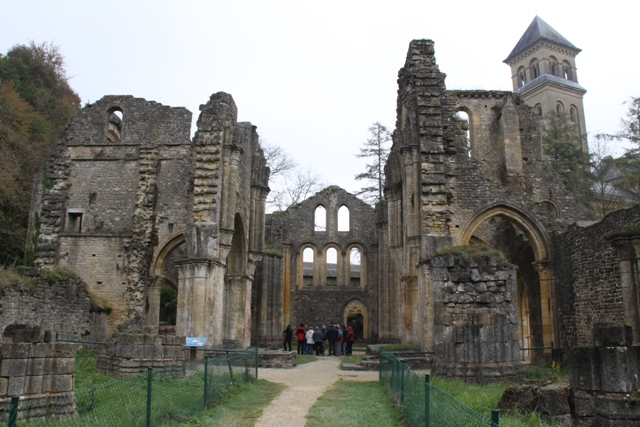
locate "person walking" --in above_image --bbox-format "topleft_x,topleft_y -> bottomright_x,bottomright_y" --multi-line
283,325 -> 293,351
295,323 -> 306,354
345,326 -> 356,355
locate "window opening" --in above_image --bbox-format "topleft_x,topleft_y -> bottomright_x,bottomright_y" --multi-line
349,247 -> 361,287
455,111 -> 471,157
314,205 -> 326,232
338,206 -> 350,231
303,247 -> 314,286
326,247 -> 338,286
107,108 -> 123,142
67,212 -> 83,233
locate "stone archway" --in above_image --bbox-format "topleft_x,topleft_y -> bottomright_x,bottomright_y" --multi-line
343,299 -> 368,340
459,203 -> 555,355
147,232 -> 186,330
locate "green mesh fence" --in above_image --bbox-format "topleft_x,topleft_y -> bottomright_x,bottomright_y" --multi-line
0,347 -> 258,427
379,352 -> 498,427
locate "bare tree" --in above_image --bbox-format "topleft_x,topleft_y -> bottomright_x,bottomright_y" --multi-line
262,140 -> 326,211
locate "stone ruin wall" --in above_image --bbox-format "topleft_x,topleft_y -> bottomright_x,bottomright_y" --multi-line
431,251 -> 520,383
29,96 -> 193,335
0,325 -> 78,421
0,271 -> 92,341
554,204 -> 640,349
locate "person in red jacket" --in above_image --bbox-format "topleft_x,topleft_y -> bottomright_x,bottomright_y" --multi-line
295,323 -> 306,354
345,326 -> 356,355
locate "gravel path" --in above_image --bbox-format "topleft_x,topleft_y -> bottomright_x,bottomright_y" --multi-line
254,356 -> 378,427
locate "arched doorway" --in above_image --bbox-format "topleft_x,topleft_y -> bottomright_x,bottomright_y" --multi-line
343,299 -> 368,340
147,232 -> 186,330
460,204 -> 553,359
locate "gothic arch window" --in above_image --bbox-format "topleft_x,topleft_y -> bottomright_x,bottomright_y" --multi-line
301,246 -> 315,287
556,102 -> 565,115
529,59 -> 540,80
455,109 -> 472,157
314,205 -> 326,232
325,246 -> 338,286
549,56 -> 558,76
106,107 -> 123,142
562,60 -> 573,81
517,66 -> 526,87
347,245 -> 365,287
534,104 -> 543,117
338,205 -> 350,231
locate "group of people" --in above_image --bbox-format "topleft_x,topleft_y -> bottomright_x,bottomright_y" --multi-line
282,323 -> 356,356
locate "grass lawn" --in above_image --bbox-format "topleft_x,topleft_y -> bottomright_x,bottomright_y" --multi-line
306,381 -> 404,427
295,354 -> 318,365
431,377 -> 558,427
181,379 -> 284,426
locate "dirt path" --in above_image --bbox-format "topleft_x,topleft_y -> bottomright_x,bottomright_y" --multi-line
254,356 -> 378,427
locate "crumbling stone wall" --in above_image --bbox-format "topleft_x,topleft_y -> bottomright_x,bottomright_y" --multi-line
570,323 -> 640,426
0,325 -> 78,420
380,39 -> 581,352
96,331 -> 186,378
431,250 -> 520,382
555,205 -> 640,348
0,271 -> 92,341
29,92 -> 270,347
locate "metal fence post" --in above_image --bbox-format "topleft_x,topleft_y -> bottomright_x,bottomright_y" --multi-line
8,396 -> 19,427
400,363 -> 405,405
204,356 -> 209,408
146,367 -> 153,427
491,409 -> 500,427
425,375 -> 430,427
226,351 -> 234,384
255,346 -> 259,380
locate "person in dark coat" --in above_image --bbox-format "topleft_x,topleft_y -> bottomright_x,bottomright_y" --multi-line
283,325 -> 293,351
326,324 -> 339,356
312,326 -> 323,355
345,326 -> 356,355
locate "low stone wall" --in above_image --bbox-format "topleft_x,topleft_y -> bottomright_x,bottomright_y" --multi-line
431,251 -> 520,383
257,350 -> 296,368
0,269 -> 92,341
0,325 -> 78,421
569,323 -> 640,426
96,332 -> 187,378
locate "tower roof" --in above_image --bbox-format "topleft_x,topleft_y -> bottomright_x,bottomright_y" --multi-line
504,16 -> 581,63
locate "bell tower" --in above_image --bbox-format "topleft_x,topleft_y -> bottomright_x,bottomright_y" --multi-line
504,16 -> 588,152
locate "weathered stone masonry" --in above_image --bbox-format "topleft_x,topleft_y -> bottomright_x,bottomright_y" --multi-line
28,93 -> 269,347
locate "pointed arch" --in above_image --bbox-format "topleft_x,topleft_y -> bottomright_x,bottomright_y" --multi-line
343,299 -> 368,340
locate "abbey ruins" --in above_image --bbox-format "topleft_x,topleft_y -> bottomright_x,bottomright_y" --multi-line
10,17 -> 639,383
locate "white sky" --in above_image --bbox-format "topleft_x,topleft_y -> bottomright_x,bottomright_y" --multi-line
2,1 -> 638,196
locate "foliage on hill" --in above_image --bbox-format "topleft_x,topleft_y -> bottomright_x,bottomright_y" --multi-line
0,41 -> 80,265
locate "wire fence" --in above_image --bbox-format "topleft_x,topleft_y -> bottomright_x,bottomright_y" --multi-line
379,352 -> 499,427
0,347 -> 258,427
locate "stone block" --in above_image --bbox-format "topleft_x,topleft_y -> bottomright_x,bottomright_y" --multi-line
0,378 -> 8,396
498,384 -> 538,414
52,343 -> 77,358
53,357 -> 76,375
572,389 -> 596,417
1,359 -> 27,377
25,375 -> 43,394
43,357 -> 54,375
0,343 -> 30,359
29,343 -> 49,358
598,346 -> 637,392
569,347 -> 601,391
595,392 -> 640,421
538,385 -> 571,416
7,376 -> 25,395
52,375 -> 73,392
593,323 -> 633,348
27,358 -> 45,376
41,375 -> 52,392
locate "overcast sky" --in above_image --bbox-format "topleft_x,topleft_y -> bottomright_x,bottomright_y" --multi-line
2,1 -> 638,198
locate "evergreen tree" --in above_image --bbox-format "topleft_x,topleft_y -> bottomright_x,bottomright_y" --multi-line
355,122 -> 391,204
